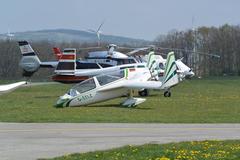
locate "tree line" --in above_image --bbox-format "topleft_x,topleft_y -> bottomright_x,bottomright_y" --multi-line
155,24 -> 240,76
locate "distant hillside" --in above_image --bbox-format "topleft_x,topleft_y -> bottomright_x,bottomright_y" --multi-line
0,29 -> 150,45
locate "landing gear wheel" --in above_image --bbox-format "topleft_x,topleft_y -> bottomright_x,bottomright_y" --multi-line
138,89 -> 149,97
164,91 -> 171,97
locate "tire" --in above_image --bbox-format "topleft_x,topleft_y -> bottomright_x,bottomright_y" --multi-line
164,91 -> 171,97
138,89 -> 149,97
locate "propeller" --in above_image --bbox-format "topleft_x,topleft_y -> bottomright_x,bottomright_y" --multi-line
155,47 -> 221,58
126,47 -> 150,55
78,46 -> 103,51
124,45 -> 220,59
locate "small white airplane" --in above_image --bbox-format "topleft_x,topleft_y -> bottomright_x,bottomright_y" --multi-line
0,81 -> 26,94
56,51 -> 179,107
150,55 -> 195,80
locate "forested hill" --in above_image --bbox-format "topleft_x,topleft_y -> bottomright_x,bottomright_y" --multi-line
0,29 -> 149,45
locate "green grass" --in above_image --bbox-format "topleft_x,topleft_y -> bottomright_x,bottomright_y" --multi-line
0,77 -> 240,122
41,140 -> 240,160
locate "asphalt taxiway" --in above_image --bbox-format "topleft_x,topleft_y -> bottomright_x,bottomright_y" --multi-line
0,123 -> 240,160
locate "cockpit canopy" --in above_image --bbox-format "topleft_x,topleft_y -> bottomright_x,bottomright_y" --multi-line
68,71 -> 125,97
68,78 -> 96,96
96,72 -> 124,86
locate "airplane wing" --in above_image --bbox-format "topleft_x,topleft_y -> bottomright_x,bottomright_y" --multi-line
0,81 -> 26,92
123,81 -> 162,89
98,80 -> 162,92
74,66 -> 121,76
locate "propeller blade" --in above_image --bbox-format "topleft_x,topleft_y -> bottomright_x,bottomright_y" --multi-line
78,46 -> 103,50
117,46 -> 136,50
126,47 -> 150,55
155,51 -> 167,56
157,47 -> 221,58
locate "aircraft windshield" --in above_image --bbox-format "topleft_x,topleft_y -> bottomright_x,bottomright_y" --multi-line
69,78 -> 96,96
96,72 -> 124,86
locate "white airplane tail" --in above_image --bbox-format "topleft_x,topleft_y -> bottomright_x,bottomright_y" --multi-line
146,51 -> 156,71
18,41 -> 41,77
161,52 -> 179,89
146,51 -> 160,79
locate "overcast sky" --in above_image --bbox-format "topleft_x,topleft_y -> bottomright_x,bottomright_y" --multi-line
0,0 -> 239,40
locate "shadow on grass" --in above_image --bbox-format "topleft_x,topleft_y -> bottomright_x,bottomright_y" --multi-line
87,104 -> 153,110
149,93 -> 161,97
35,96 -> 59,99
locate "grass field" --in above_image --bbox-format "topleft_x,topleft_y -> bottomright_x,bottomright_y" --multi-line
42,140 -> 240,160
0,77 -> 240,123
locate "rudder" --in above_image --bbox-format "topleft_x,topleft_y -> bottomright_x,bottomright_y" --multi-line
53,47 -> 63,60
161,52 -> 179,89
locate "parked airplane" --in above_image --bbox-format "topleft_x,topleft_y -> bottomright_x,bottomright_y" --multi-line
52,46 -> 194,81
0,81 -> 26,94
19,41 -> 145,83
18,41 -> 194,85
56,51 -> 179,107
149,55 -> 195,80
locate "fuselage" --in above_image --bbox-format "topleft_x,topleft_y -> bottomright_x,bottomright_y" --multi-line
53,50 -> 140,83
54,62 -> 147,83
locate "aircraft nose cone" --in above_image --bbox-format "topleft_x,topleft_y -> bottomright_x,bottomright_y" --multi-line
55,98 -> 67,108
185,70 -> 195,79
190,71 -> 195,77
55,94 -> 72,108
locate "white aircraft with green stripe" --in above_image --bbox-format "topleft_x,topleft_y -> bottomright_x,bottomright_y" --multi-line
56,51 -> 179,107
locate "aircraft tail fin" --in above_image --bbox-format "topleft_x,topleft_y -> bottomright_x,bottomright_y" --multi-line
55,48 -> 76,75
146,51 -> 156,71
53,47 -> 63,60
161,52 -> 179,89
18,41 -> 41,77
146,51 -> 161,79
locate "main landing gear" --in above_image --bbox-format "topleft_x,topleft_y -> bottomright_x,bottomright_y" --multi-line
138,89 -> 149,97
164,90 -> 171,97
